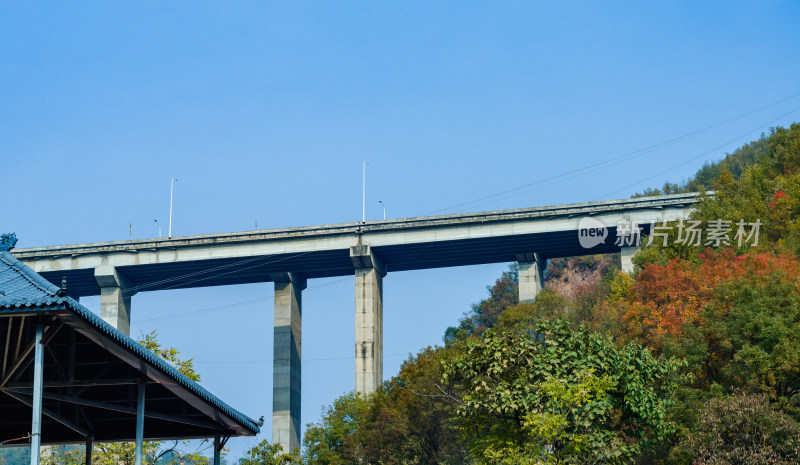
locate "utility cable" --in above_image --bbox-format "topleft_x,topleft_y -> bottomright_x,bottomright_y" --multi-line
128,276 -> 353,324
424,91 -> 800,215
194,352 -> 408,364
78,250 -> 318,302
595,103 -> 800,200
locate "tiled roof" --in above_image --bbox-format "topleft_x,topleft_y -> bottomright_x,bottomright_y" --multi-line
0,250 -> 65,307
0,250 -> 260,435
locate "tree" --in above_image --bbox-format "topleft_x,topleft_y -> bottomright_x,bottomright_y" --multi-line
681,392 -> 800,465
636,124 -> 800,266
303,347 -> 469,465
442,320 -> 685,464
619,249 -> 800,403
57,331 -> 211,465
138,330 -> 201,382
444,264 -> 519,343
240,440 -> 300,465
303,392 -> 371,464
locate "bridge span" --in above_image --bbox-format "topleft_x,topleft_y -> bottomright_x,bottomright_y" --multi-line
13,192 -> 699,452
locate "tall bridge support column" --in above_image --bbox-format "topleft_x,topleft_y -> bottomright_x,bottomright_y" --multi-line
517,253 -> 545,303
271,273 -> 306,455
620,247 -> 636,274
350,245 -> 386,394
94,265 -> 136,336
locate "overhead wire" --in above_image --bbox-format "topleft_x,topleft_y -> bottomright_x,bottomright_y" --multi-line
194,353 -> 408,364
461,102 -> 800,212
129,276 -> 353,324
78,93 -> 800,306
79,250 -> 319,304
595,103 -> 800,200
423,91 -> 800,215
79,94 -> 800,327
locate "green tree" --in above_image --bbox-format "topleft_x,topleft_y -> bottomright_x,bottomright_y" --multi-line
303,347 -> 469,465
66,331 -> 211,465
442,321 -> 684,464
139,330 -> 201,382
240,440 -> 299,465
444,264 -> 519,343
303,392 -> 371,464
688,266 -> 800,407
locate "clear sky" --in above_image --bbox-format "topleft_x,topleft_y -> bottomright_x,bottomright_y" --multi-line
3,1 -> 800,458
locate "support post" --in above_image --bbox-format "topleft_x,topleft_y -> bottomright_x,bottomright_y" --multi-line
271,273 -> 306,455
350,245 -> 386,394
517,253 -> 545,303
85,437 -> 93,465
94,266 -> 137,336
30,324 -> 44,465
213,435 -> 220,465
620,246 -> 635,274
134,385 -> 145,465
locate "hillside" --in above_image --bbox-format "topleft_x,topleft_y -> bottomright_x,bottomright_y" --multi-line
635,128 -> 776,197
301,123 -> 800,465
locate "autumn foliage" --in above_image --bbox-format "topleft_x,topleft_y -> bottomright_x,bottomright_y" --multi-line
623,248 -> 800,346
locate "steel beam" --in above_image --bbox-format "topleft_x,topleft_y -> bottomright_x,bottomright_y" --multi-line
3,388 -> 219,429
3,390 -> 91,438
135,384 -> 145,465
1,324 -> 63,388
30,324 -> 44,465
85,437 -> 93,465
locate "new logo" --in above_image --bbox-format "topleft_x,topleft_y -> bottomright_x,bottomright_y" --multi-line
578,217 -> 608,249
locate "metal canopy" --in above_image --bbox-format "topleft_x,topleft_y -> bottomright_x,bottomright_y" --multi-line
0,250 -> 259,445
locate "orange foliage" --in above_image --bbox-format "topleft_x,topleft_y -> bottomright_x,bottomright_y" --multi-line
623,248 -> 800,345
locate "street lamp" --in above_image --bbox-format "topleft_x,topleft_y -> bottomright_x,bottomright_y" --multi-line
169,177 -> 178,238
379,200 -> 385,220
154,219 -> 162,238
362,161 -> 369,223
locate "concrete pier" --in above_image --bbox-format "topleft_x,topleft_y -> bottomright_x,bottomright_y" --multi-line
620,247 -> 635,273
94,265 -> 136,336
272,273 -> 305,455
351,245 -> 385,394
517,253 -> 545,303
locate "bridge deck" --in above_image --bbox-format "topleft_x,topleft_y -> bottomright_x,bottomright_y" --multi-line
14,193 -> 700,297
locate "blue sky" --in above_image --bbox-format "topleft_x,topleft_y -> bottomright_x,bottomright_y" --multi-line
3,1 -> 800,458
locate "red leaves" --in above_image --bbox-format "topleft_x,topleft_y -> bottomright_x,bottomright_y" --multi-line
623,249 -> 800,344
769,190 -> 789,209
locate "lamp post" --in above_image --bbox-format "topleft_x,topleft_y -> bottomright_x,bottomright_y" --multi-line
379,200 -> 385,220
154,219 -> 162,238
362,161 -> 369,223
169,178 -> 178,238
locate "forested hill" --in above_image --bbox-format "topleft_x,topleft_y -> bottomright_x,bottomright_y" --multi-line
300,123 -> 800,465
635,124 -> 792,197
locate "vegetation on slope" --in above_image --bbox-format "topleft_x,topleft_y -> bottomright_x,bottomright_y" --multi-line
5,124 -> 799,465
299,123 -> 800,465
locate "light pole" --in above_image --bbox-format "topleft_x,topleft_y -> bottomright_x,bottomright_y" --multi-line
379,200 -> 385,220
169,177 -> 178,238
154,219 -> 162,238
362,161 -> 369,223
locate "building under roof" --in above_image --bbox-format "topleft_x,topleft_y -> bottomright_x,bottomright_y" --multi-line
0,234 -> 260,464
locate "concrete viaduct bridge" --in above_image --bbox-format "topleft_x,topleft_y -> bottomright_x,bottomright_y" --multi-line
13,192 -> 699,452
